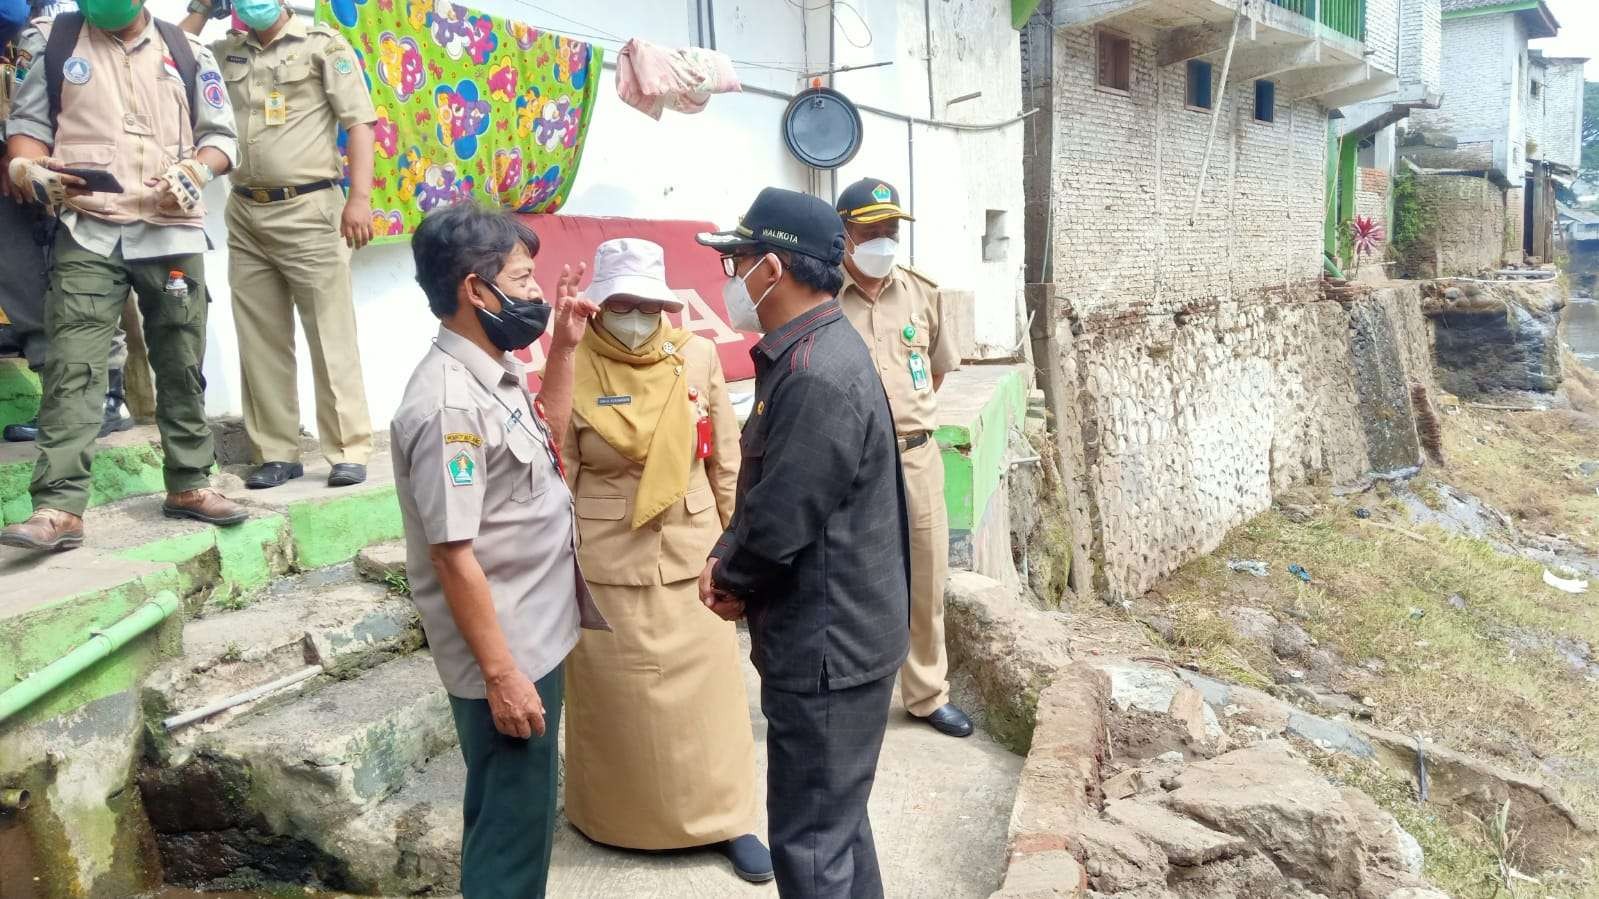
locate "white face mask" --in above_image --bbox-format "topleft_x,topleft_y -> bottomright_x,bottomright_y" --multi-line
849,237 -> 898,279
723,255 -> 780,334
601,308 -> 662,351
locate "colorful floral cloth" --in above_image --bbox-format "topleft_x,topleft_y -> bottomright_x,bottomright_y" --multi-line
317,0 -> 600,241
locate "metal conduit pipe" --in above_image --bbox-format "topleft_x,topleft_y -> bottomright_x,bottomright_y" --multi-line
0,789 -> 30,812
0,592 -> 181,726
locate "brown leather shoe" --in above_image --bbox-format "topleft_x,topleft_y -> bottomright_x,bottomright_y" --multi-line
0,509 -> 85,552
162,488 -> 249,527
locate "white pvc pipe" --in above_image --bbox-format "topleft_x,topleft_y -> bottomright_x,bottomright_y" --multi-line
162,665 -> 324,733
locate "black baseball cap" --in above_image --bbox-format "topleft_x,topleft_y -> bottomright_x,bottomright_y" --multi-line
836,177 -> 913,224
696,187 -> 846,265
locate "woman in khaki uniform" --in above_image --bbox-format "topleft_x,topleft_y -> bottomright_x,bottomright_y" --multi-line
559,238 -> 771,882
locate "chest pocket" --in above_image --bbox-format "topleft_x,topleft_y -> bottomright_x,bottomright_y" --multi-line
273,60 -> 315,108
222,58 -> 251,103
506,426 -> 552,504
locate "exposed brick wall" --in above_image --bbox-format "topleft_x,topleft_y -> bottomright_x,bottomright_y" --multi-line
1366,0 -> 1400,76
1400,0 -> 1442,90
1539,61 -> 1585,171
1356,167 -> 1391,232
1048,27 -> 1326,320
1406,173 -> 1508,275
1407,13 -> 1519,175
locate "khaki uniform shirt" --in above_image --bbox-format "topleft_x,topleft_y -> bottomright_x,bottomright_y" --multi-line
839,265 -> 961,435
6,17 -> 238,259
391,326 -> 607,699
212,12 -> 373,189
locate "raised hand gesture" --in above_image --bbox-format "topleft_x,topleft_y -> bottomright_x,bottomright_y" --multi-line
549,262 -> 598,353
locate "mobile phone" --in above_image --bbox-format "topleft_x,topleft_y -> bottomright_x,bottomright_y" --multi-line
53,167 -> 124,194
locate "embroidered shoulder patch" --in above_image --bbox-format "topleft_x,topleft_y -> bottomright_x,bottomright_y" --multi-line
333,55 -> 354,75
444,432 -> 482,447
203,82 -> 226,109
61,56 -> 90,84
446,449 -> 476,486
201,70 -> 223,84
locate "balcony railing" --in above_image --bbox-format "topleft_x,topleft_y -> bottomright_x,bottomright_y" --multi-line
1268,0 -> 1366,42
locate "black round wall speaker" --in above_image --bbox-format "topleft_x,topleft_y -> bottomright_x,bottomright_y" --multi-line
782,87 -> 864,170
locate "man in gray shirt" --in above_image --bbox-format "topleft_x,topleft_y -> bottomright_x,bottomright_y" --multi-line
391,202 -> 606,899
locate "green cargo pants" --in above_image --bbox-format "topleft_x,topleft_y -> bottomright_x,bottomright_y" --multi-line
31,231 -> 216,516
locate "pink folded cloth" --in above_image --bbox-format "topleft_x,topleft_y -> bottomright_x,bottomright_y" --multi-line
616,37 -> 741,120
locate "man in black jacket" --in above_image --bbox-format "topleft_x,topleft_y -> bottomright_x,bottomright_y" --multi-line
697,187 -> 911,899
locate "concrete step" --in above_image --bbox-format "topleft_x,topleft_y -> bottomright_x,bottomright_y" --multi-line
338,745 -> 468,893
145,567 -> 422,753
142,652 -> 457,891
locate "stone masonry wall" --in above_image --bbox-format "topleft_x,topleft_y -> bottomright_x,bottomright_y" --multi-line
1507,185 -> 1526,260
1410,173 -> 1507,275
1070,286 -> 1433,598
1049,26 -> 1326,320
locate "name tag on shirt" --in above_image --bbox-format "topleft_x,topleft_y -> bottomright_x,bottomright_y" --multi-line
265,91 -> 286,126
597,395 -> 632,406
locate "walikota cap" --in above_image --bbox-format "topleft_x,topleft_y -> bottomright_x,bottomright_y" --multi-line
836,178 -> 914,224
587,238 -> 683,309
696,187 -> 846,265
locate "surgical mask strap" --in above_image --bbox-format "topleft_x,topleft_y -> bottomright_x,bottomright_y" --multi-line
744,254 -> 780,310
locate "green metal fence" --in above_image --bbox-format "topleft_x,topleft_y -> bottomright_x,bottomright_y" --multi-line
1268,0 -> 1366,42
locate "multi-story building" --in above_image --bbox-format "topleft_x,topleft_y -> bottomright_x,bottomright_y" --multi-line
1402,0 -> 1584,270
1023,0 -> 1441,599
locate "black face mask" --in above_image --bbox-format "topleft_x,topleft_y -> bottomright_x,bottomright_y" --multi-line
475,279 -> 551,352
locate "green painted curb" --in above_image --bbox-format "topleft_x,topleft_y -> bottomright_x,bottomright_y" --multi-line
0,359 -> 40,432
936,371 -> 1027,532
117,514 -> 290,601
1,441 -> 168,525
289,486 -> 404,569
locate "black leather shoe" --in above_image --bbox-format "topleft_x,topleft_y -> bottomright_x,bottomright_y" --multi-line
327,463 -> 367,488
3,418 -> 39,442
721,834 -> 774,883
917,703 -> 974,738
245,461 -> 304,489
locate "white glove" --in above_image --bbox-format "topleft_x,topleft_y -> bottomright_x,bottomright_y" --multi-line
156,158 -> 213,214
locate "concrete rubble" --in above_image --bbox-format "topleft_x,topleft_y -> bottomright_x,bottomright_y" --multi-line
947,571 -> 1593,899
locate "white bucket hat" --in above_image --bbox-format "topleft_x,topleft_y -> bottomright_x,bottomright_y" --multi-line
587,238 -> 683,309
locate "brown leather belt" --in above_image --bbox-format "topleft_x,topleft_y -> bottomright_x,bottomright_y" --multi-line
897,431 -> 930,453
234,179 -> 338,203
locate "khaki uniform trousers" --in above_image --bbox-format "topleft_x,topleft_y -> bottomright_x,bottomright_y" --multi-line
225,189 -> 372,465
32,231 -> 214,516
900,438 -> 950,717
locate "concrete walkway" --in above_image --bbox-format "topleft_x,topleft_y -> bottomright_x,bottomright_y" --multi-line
548,631 -> 1022,898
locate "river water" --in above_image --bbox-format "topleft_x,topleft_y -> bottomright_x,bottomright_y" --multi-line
1569,295 -> 1599,373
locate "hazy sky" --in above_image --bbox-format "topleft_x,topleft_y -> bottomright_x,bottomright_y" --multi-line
1532,0 -> 1599,78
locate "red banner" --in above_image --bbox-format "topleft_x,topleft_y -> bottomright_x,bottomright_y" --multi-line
512,214 -> 757,388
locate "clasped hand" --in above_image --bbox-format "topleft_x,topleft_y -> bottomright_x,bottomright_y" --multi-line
697,557 -> 744,621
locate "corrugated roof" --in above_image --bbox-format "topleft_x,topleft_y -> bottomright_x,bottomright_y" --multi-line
1441,0 -> 1509,9
1559,204 -> 1599,226
1442,0 -> 1559,37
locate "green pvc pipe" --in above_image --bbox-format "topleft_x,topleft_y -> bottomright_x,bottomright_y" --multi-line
0,591 -> 180,725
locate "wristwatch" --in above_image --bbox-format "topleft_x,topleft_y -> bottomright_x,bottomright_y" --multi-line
186,0 -> 211,13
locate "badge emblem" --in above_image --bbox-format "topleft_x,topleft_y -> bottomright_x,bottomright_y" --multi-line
62,56 -> 91,85
901,323 -> 916,344
204,82 -> 226,109
201,70 -> 223,84
446,449 -> 476,486
872,183 -> 892,203
444,432 -> 482,447
333,55 -> 354,75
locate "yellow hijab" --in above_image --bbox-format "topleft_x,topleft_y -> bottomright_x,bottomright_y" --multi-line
573,318 -> 696,529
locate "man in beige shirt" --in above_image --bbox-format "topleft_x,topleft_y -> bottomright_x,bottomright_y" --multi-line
835,177 -> 972,739
391,202 -> 605,899
183,0 -> 376,490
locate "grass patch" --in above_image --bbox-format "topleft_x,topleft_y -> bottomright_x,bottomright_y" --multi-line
1139,403 -> 1599,859
383,569 -> 411,597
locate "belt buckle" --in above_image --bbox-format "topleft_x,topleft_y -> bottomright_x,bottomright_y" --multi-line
251,189 -> 270,203
283,186 -> 297,199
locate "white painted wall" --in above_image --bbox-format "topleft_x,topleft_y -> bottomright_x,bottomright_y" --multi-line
1408,11 -> 1524,175
142,0 -> 1025,432
1539,58 -> 1585,172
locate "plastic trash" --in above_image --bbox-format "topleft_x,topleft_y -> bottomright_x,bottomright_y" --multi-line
1543,568 -> 1590,594
1353,508 -> 1372,519
1227,559 -> 1269,578
1288,564 -> 1312,583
